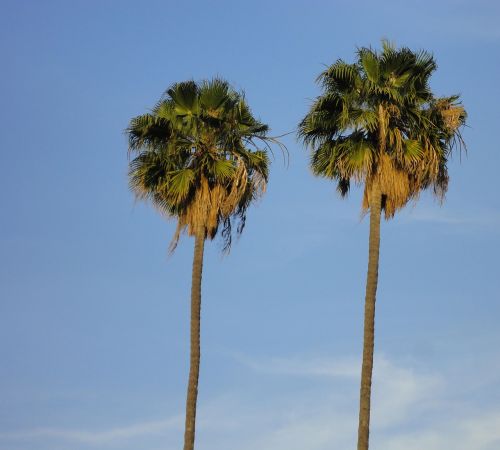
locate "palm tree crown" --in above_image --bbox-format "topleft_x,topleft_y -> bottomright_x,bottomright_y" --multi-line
128,78 -> 275,250
299,41 -> 466,217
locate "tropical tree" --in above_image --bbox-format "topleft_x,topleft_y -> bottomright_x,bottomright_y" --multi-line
299,42 -> 466,450
127,79 -> 281,450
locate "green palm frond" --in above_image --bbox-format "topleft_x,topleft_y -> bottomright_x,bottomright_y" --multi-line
403,139 -> 424,160
199,78 -> 231,111
320,60 -> 362,93
127,114 -> 173,152
212,159 -> 237,181
359,48 -> 380,83
167,168 -> 195,203
166,81 -> 200,116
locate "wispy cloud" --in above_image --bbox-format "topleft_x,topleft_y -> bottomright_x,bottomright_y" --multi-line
380,411 -> 500,450
235,353 -> 442,427
233,353 -> 499,450
2,353 -> 499,450
233,352 -> 360,377
399,206 -> 500,229
0,415 -> 182,445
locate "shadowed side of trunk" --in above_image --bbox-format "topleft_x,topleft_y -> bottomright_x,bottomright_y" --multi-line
357,181 -> 382,450
183,228 -> 205,450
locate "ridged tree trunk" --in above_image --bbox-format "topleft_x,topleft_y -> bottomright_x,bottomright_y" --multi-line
183,227 -> 205,450
357,181 -> 382,450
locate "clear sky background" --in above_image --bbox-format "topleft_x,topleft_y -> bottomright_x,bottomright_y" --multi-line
1,1 -> 499,449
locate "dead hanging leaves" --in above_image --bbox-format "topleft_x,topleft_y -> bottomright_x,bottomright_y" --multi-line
436,99 -> 465,132
363,153 -> 412,218
362,145 -> 441,219
169,158 -> 265,251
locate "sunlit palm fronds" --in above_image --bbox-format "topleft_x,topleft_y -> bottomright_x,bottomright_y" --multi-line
127,78 -> 276,251
299,41 -> 466,218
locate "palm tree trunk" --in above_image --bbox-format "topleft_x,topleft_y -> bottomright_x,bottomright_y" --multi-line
183,227 -> 205,450
357,181 -> 382,450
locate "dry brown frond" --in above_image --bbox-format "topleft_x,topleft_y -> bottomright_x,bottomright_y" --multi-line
442,106 -> 464,131
169,159 -> 265,248
389,128 -> 404,160
222,159 -> 247,216
252,171 -> 267,199
386,104 -> 401,118
363,153 -> 414,218
435,99 -> 465,132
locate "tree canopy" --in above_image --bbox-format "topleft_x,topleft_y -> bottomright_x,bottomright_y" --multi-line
299,41 -> 466,218
127,78 -> 279,250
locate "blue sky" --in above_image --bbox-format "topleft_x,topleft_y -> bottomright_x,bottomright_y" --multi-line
1,0 -> 499,449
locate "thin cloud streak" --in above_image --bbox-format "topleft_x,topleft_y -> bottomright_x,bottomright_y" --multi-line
1,354 -> 499,450
399,207 -> 500,228
0,415 -> 182,445
380,411 -> 500,450
233,352 -> 360,378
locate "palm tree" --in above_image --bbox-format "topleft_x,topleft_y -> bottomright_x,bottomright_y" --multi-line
299,42 -> 466,450
127,78 -> 281,450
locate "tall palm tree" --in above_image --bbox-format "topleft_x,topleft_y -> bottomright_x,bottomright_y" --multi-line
127,78 -> 281,450
299,42 -> 466,450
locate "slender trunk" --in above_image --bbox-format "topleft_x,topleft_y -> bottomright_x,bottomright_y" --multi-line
183,228 -> 205,450
357,181 -> 382,450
